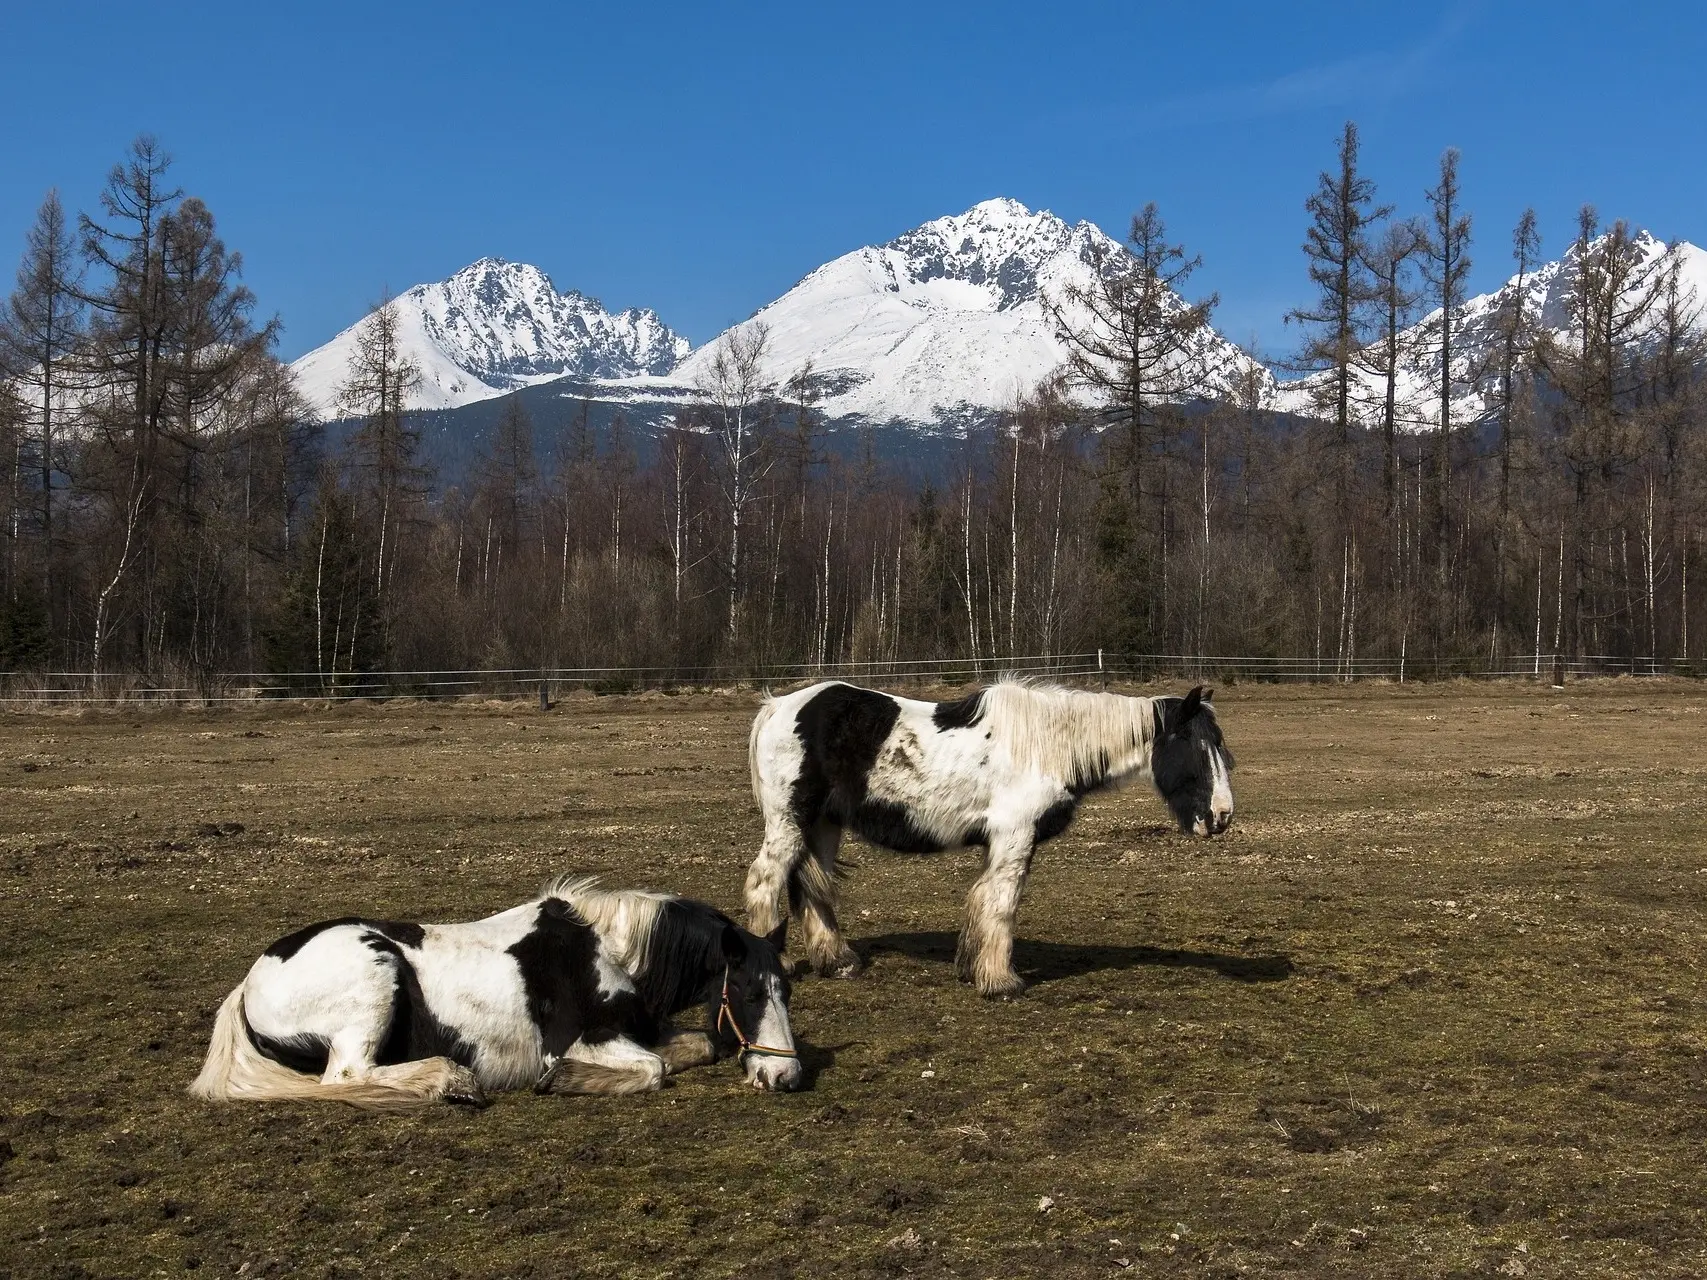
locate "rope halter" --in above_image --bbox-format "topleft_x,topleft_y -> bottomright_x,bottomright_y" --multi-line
717,965 -> 798,1060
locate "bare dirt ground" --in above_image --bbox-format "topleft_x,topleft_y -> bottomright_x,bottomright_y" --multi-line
2,679 -> 1706,1279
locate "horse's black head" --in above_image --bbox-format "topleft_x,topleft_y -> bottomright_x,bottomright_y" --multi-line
714,921 -> 801,1092
1152,686 -> 1235,837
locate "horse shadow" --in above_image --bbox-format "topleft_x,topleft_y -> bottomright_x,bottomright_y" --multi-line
857,930 -> 1295,986
792,1038 -> 851,1091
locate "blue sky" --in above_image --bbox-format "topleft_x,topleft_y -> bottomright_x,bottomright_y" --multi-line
3,1 -> 1703,361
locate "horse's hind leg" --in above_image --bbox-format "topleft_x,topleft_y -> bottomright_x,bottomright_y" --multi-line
322,1030 -> 485,1109
956,833 -> 1034,998
345,1059 -> 486,1110
540,1036 -> 667,1096
798,819 -> 861,978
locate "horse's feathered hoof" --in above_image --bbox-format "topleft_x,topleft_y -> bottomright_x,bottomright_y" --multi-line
443,1066 -> 489,1108
953,948 -> 976,985
816,948 -> 864,979
977,975 -> 1027,999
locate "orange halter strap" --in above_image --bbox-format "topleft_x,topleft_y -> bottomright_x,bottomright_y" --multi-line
717,966 -> 798,1060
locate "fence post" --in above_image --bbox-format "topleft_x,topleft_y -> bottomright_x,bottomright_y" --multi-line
1098,649 -> 1106,691
539,677 -> 550,712
1552,653 -> 1565,689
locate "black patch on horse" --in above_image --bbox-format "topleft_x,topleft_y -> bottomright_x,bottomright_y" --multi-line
633,899 -> 730,1017
361,932 -> 478,1069
510,898 -> 654,1054
263,916 -> 423,962
1033,798 -> 1079,844
850,798 -> 947,853
262,917 -> 363,962
243,1016 -> 330,1076
789,683 -> 902,829
932,690 -> 985,732
367,920 -> 426,948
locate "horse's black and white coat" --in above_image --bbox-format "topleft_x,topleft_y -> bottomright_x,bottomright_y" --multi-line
744,679 -> 1234,997
191,879 -> 800,1111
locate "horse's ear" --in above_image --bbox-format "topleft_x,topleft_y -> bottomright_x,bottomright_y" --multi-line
720,923 -> 749,966
1201,686 -> 1214,704
1178,686 -> 1205,726
765,921 -> 788,953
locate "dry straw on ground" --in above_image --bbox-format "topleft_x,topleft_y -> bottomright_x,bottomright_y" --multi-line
2,680 -> 1705,1277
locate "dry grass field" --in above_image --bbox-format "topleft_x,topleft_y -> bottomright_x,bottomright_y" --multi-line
2,679 -> 1706,1279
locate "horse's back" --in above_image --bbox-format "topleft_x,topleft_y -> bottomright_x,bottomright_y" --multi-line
754,681 -> 997,850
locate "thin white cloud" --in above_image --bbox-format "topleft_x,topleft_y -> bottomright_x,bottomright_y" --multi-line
1048,4 -> 1481,137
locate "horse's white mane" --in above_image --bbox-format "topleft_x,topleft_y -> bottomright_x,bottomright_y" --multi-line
542,875 -> 672,976
981,677 -> 1163,786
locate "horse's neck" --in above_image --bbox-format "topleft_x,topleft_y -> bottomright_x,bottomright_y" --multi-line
1101,694 -> 1161,781
552,884 -> 659,975
587,891 -> 723,1014
990,683 -> 1158,786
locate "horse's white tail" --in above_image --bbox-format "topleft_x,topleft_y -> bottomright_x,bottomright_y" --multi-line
748,692 -> 779,807
188,985 -> 464,1113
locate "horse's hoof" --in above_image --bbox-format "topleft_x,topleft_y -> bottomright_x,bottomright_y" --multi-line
976,974 -> 1027,999
445,1070 -> 489,1108
818,950 -> 863,979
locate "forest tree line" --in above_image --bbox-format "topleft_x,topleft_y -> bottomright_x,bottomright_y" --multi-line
1,129 -> 1703,685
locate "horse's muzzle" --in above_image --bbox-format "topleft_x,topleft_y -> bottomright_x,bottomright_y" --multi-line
746,1054 -> 802,1092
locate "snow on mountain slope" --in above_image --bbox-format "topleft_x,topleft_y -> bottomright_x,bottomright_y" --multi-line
290,258 -> 689,416
1272,230 -> 1707,428
654,198 -> 1267,425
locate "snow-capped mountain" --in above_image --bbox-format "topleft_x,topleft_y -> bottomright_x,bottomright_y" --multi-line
1272,229 -> 1707,427
290,258 -> 689,416
657,197 -> 1267,425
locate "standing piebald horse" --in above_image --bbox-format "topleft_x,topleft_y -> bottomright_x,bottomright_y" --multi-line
191,878 -> 801,1111
745,680 -> 1233,997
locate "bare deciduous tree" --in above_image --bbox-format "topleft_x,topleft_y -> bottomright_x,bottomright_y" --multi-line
697,321 -> 772,643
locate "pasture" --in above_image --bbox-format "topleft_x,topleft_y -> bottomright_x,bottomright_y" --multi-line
2,680 -> 1705,1279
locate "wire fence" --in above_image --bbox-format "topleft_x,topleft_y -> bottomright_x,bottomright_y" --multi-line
0,651 -> 1698,707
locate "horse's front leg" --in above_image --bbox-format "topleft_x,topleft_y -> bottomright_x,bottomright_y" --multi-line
956,831 -> 1035,998
745,817 -> 806,970
653,1026 -> 719,1075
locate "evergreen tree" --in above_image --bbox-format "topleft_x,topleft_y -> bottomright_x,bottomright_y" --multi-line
1483,208 -> 1540,655
1287,121 -> 1389,504
1,190 -> 84,613
338,293 -> 426,653
1423,147 -> 1472,590
1050,202 -> 1218,647
1358,219 -> 1427,523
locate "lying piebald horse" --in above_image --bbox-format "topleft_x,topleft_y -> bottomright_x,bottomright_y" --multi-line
191,878 -> 801,1110
745,680 -> 1234,997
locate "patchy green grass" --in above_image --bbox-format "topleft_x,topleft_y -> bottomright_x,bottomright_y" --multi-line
3,680 -> 1707,1278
